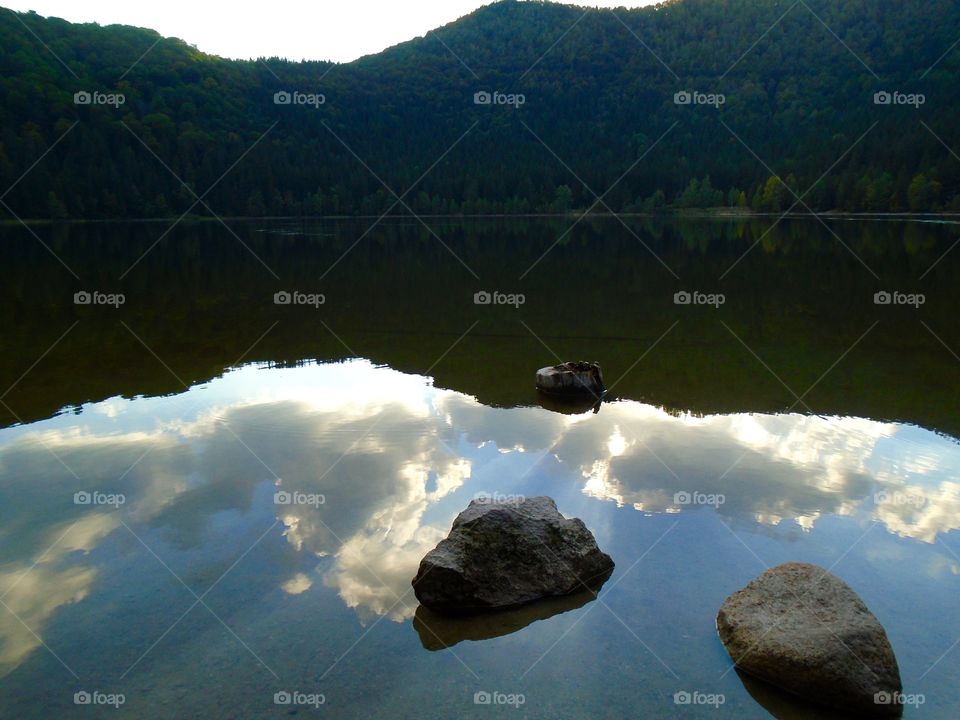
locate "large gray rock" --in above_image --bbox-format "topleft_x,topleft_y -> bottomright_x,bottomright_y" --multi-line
717,562 -> 902,717
412,496 -> 614,614
535,361 -> 605,397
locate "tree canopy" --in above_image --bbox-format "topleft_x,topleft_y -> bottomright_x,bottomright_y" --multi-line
1,0 -> 959,218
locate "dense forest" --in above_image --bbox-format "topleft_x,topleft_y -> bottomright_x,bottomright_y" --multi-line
1,0 -> 960,218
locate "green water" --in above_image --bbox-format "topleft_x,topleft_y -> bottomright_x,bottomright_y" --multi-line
0,217 -> 958,718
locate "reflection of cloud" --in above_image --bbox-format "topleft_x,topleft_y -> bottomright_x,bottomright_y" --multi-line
0,358 -> 958,667
0,563 -> 94,677
561,405 -> 881,525
281,573 -> 313,595
323,525 -> 447,623
0,513 -> 117,677
560,404 -> 960,543
437,395 -> 565,453
872,481 -> 960,543
274,413 -> 471,622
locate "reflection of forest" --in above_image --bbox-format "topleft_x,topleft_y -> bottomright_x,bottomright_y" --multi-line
1,218 -> 958,433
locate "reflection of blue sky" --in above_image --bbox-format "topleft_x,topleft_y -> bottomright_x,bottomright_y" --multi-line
1,359 -> 960,680
867,425 -> 957,491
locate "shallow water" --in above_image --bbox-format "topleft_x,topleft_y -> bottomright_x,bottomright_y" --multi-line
0,217 -> 959,717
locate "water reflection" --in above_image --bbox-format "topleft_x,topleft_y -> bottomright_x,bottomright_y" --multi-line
735,670 -> 852,720
3,217 -> 960,437
0,359 -> 958,680
413,587 -> 604,651
536,393 -> 603,416
0,513 -> 109,675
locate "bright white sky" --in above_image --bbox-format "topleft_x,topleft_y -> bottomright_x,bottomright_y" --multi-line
6,1 -> 658,63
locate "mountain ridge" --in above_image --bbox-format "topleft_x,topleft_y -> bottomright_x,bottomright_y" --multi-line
1,0 -> 959,218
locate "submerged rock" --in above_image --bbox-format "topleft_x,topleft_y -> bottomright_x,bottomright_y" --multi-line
412,496 -> 614,614
717,562 -> 902,717
535,361 -> 605,398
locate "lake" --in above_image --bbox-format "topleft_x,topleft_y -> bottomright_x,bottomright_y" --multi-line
0,216 -> 958,718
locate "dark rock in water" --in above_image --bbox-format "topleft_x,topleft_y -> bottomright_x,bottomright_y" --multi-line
412,496 -> 614,614
717,562 -> 903,717
413,585 -> 604,650
535,361 -> 605,398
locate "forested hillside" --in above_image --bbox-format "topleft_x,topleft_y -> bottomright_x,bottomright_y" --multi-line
1,0 -> 959,218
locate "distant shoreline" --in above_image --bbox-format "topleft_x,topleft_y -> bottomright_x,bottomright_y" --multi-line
3,210 -> 960,226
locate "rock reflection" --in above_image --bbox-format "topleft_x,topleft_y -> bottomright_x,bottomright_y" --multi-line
536,393 -> 602,416
413,585 -> 605,651
735,669 -> 857,719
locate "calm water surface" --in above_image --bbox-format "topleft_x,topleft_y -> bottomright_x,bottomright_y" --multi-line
0,217 -> 959,718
